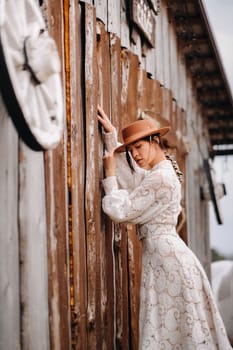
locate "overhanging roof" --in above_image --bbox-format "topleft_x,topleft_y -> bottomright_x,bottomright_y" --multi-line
167,0 -> 233,157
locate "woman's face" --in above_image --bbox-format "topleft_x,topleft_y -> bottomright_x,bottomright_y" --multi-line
128,139 -> 158,170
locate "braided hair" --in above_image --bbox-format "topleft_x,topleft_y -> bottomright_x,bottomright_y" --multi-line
164,152 -> 183,183
159,137 -> 183,184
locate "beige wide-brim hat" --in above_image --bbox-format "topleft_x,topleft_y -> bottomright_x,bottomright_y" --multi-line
115,119 -> 170,153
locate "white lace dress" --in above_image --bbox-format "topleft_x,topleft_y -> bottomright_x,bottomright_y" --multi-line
102,131 -> 232,350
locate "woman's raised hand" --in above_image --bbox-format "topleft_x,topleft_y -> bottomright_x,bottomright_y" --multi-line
97,105 -> 115,133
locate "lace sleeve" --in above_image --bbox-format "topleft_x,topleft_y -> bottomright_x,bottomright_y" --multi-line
102,170 -> 173,224
103,130 -> 118,152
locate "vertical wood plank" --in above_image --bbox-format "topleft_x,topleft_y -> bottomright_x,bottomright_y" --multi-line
121,50 -> 140,124
153,79 -> 163,120
109,34 -> 123,350
161,2 -> 170,88
83,3 -> 100,349
19,142 -> 50,350
114,225 -> 130,350
145,47 -> 156,78
69,2 -> 87,349
120,0 -> 130,49
169,24 -> 178,99
0,95 -> 20,350
177,52 -> 187,110
130,29 -> 142,65
95,0 -> 107,25
140,71 -> 159,114
162,87 -> 172,122
45,147 -> 71,350
110,33 -> 121,129
108,0 -> 121,37
120,48 -> 141,349
155,10 -> 164,84
45,1 -> 71,349
97,23 -> 116,350
127,226 -> 141,350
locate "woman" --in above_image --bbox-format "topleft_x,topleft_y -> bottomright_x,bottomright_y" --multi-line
97,105 -> 232,350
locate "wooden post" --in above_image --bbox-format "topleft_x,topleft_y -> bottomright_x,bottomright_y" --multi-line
0,95 -> 20,350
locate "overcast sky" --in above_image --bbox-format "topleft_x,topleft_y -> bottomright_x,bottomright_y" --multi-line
203,0 -> 233,257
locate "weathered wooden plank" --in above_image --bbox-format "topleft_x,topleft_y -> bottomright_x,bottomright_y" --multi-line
161,2 -> 170,88
177,54 -> 188,110
69,2 -> 87,349
96,23 -> 115,350
130,28 -> 142,64
0,94 -> 20,350
120,0 -> 130,49
45,149 -> 71,350
109,33 -> 129,350
121,50 -> 140,125
108,0 -> 121,36
110,33 -> 121,128
127,225 -> 141,350
145,46 -> 156,78
84,4 -> 100,349
95,0 -> 107,25
120,49 -> 142,349
171,97 -> 178,131
161,87 -> 173,122
114,225 -> 130,350
45,1 -> 71,349
19,142 -> 50,350
140,71 -> 160,115
169,23 -> 179,100
131,0 -> 156,48
155,10 -> 164,84
152,79 -> 163,120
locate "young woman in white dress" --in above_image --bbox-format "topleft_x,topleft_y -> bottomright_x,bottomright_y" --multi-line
97,105 -> 232,350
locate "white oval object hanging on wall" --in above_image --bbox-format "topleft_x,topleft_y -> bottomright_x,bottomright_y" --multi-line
0,0 -> 64,151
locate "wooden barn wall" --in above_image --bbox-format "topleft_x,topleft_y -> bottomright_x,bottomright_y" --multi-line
0,0 -> 212,349
0,68 -> 51,350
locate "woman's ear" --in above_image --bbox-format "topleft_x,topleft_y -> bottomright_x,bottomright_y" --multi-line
152,135 -> 160,144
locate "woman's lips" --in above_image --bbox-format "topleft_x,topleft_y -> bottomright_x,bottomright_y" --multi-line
136,159 -> 143,165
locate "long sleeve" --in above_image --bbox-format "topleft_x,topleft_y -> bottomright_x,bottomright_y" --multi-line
103,129 -> 118,152
102,162 -> 181,226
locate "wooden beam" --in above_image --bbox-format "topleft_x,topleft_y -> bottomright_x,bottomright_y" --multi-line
203,159 -> 223,224
211,138 -> 233,145
0,95 -> 20,350
211,149 -> 233,156
209,127 -> 233,134
208,120 -> 233,129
